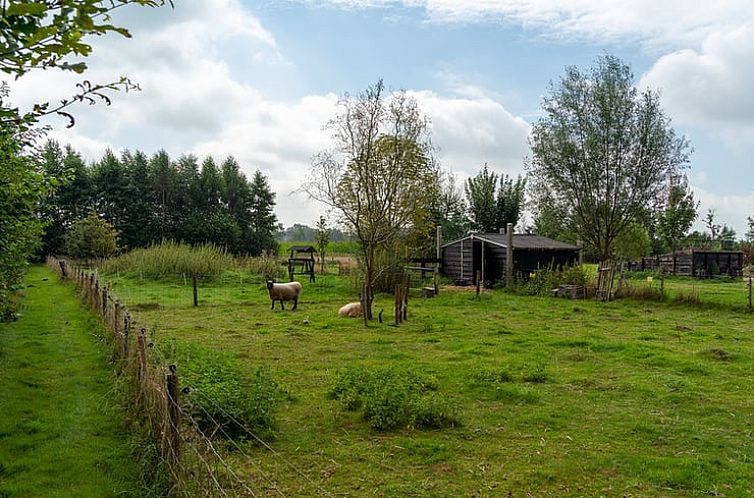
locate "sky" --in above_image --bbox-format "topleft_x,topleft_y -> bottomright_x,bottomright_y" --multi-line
10,0 -> 754,235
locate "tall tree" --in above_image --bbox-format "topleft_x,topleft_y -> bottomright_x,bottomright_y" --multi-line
303,80 -> 436,321
656,173 -> 697,271
704,209 -> 720,242
246,170 -> 278,256
495,174 -> 526,230
465,164 -> 498,233
120,150 -> 155,248
529,55 -> 691,263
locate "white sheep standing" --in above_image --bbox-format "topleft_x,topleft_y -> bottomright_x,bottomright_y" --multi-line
266,280 -> 303,311
338,302 -> 362,318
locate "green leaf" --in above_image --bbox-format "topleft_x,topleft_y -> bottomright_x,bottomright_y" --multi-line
5,2 -> 48,17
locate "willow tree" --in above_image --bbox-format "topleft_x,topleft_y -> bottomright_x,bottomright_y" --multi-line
304,80 -> 436,323
529,55 -> 691,263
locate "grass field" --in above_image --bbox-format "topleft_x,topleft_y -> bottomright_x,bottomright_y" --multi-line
104,271 -> 754,497
0,267 -> 148,498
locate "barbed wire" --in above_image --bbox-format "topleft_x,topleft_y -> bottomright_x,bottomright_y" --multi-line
190,388 -> 336,498
187,395 -> 288,498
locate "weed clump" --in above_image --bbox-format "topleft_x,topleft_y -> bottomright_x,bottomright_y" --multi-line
328,366 -> 460,430
163,342 -> 281,440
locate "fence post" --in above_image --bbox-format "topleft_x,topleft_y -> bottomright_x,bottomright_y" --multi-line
166,364 -> 181,467
506,223 -> 514,287
123,311 -> 131,361
394,284 -> 401,325
403,274 -> 409,321
137,328 -> 147,386
192,274 -> 198,307
476,270 -> 481,297
748,276 -> 752,313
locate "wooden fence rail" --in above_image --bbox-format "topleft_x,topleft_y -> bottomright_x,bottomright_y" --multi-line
46,257 -> 237,497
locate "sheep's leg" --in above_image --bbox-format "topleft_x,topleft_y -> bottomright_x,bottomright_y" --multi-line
271,300 -> 275,310
292,297 -> 298,311
281,300 -> 285,310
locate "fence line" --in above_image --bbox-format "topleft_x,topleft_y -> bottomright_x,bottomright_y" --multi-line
46,256 -> 245,497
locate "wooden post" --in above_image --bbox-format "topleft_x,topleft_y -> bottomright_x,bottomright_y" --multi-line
506,223 -> 514,287
123,312 -> 131,361
166,364 -> 180,466
435,225 -> 442,295
59,259 -> 68,278
394,284 -> 401,325
403,274 -> 409,321
660,266 -> 665,300
192,274 -> 198,307
577,238 -> 584,266
101,287 -> 107,316
137,328 -> 147,385
476,270 -> 481,297
361,282 -> 369,327
748,276 -> 752,313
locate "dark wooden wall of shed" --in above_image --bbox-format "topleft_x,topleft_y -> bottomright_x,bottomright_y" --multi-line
441,240 -> 474,282
515,250 -> 579,276
692,252 -> 743,276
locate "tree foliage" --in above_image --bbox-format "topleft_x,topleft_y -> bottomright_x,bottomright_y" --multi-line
304,80 -> 437,320
656,173 -> 697,255
35,145 -> 279,256
466,164 -> 525,233
529,55 -> 690,262
64,212 -> 119,259
0,0 -> 171,129
315,216 -> 330,273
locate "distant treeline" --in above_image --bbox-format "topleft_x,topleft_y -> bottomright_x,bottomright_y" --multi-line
276,223 -> 353,243
38,141 -> 279,257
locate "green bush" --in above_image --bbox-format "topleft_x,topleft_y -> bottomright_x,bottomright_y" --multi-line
514,264 -> 593,297
165,343 -> 280,441
100,240 -> 234,279
328,366 -> 458,431
64,212 -> 119,259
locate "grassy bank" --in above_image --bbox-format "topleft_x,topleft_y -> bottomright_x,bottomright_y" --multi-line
108,272 -> 754,497
0,266 -> 145,498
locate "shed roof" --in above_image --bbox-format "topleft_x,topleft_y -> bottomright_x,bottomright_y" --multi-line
442,233 -> 580,251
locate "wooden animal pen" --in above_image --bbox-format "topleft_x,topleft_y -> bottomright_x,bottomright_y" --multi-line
441,232 -> 581,285
628,250 -> 743,277
288,245 -> 316,282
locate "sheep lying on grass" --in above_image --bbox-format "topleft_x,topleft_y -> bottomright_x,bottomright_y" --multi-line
338,302 -> 362,318
266,280 -> 302,311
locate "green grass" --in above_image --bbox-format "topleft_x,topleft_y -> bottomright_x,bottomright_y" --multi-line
0,266 -> 147,498
105,272 -> 754,497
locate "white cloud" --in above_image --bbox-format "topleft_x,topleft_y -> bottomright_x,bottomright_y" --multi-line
5,0 -> 533,228
412,91 -> 531,179
641,25 -> 754,144
300,0 -> 754,47
692,185 -> 754,236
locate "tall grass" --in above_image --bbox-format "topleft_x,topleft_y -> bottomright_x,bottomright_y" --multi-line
101,241 -> 235,278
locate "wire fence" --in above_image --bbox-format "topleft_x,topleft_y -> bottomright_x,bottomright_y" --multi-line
46,257 -> 338,497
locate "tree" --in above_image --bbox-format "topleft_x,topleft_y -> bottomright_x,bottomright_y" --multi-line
0,130 -> 50,319
303,80 -> 436,321
529,54 -> 691,263
656,173 -> 697,271
246,170 -> 278,256
613,221 -> 651,262
465,164 -> 498,233
495,174 -> 526,230
315,216 -> 330,273
704,209 -> 720,242
64,212 -> 119,259
429,170 -> 467,245
0,0 -> 170,130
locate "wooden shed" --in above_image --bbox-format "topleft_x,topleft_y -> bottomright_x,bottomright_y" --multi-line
657,249 -> 743,277
441,233 -> 581,285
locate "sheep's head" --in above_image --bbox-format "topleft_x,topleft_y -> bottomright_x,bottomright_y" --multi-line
266,280 -> 275,291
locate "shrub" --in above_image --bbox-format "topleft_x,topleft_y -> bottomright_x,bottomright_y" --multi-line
328,366 -> 458,431
514,264 -> 593,297
64,212 -> 119,260
100,240 -> 234,279
165,343 -> 280,441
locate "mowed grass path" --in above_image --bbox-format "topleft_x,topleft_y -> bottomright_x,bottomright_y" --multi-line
112,273 -> 754,497
0,266 -> 142,498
